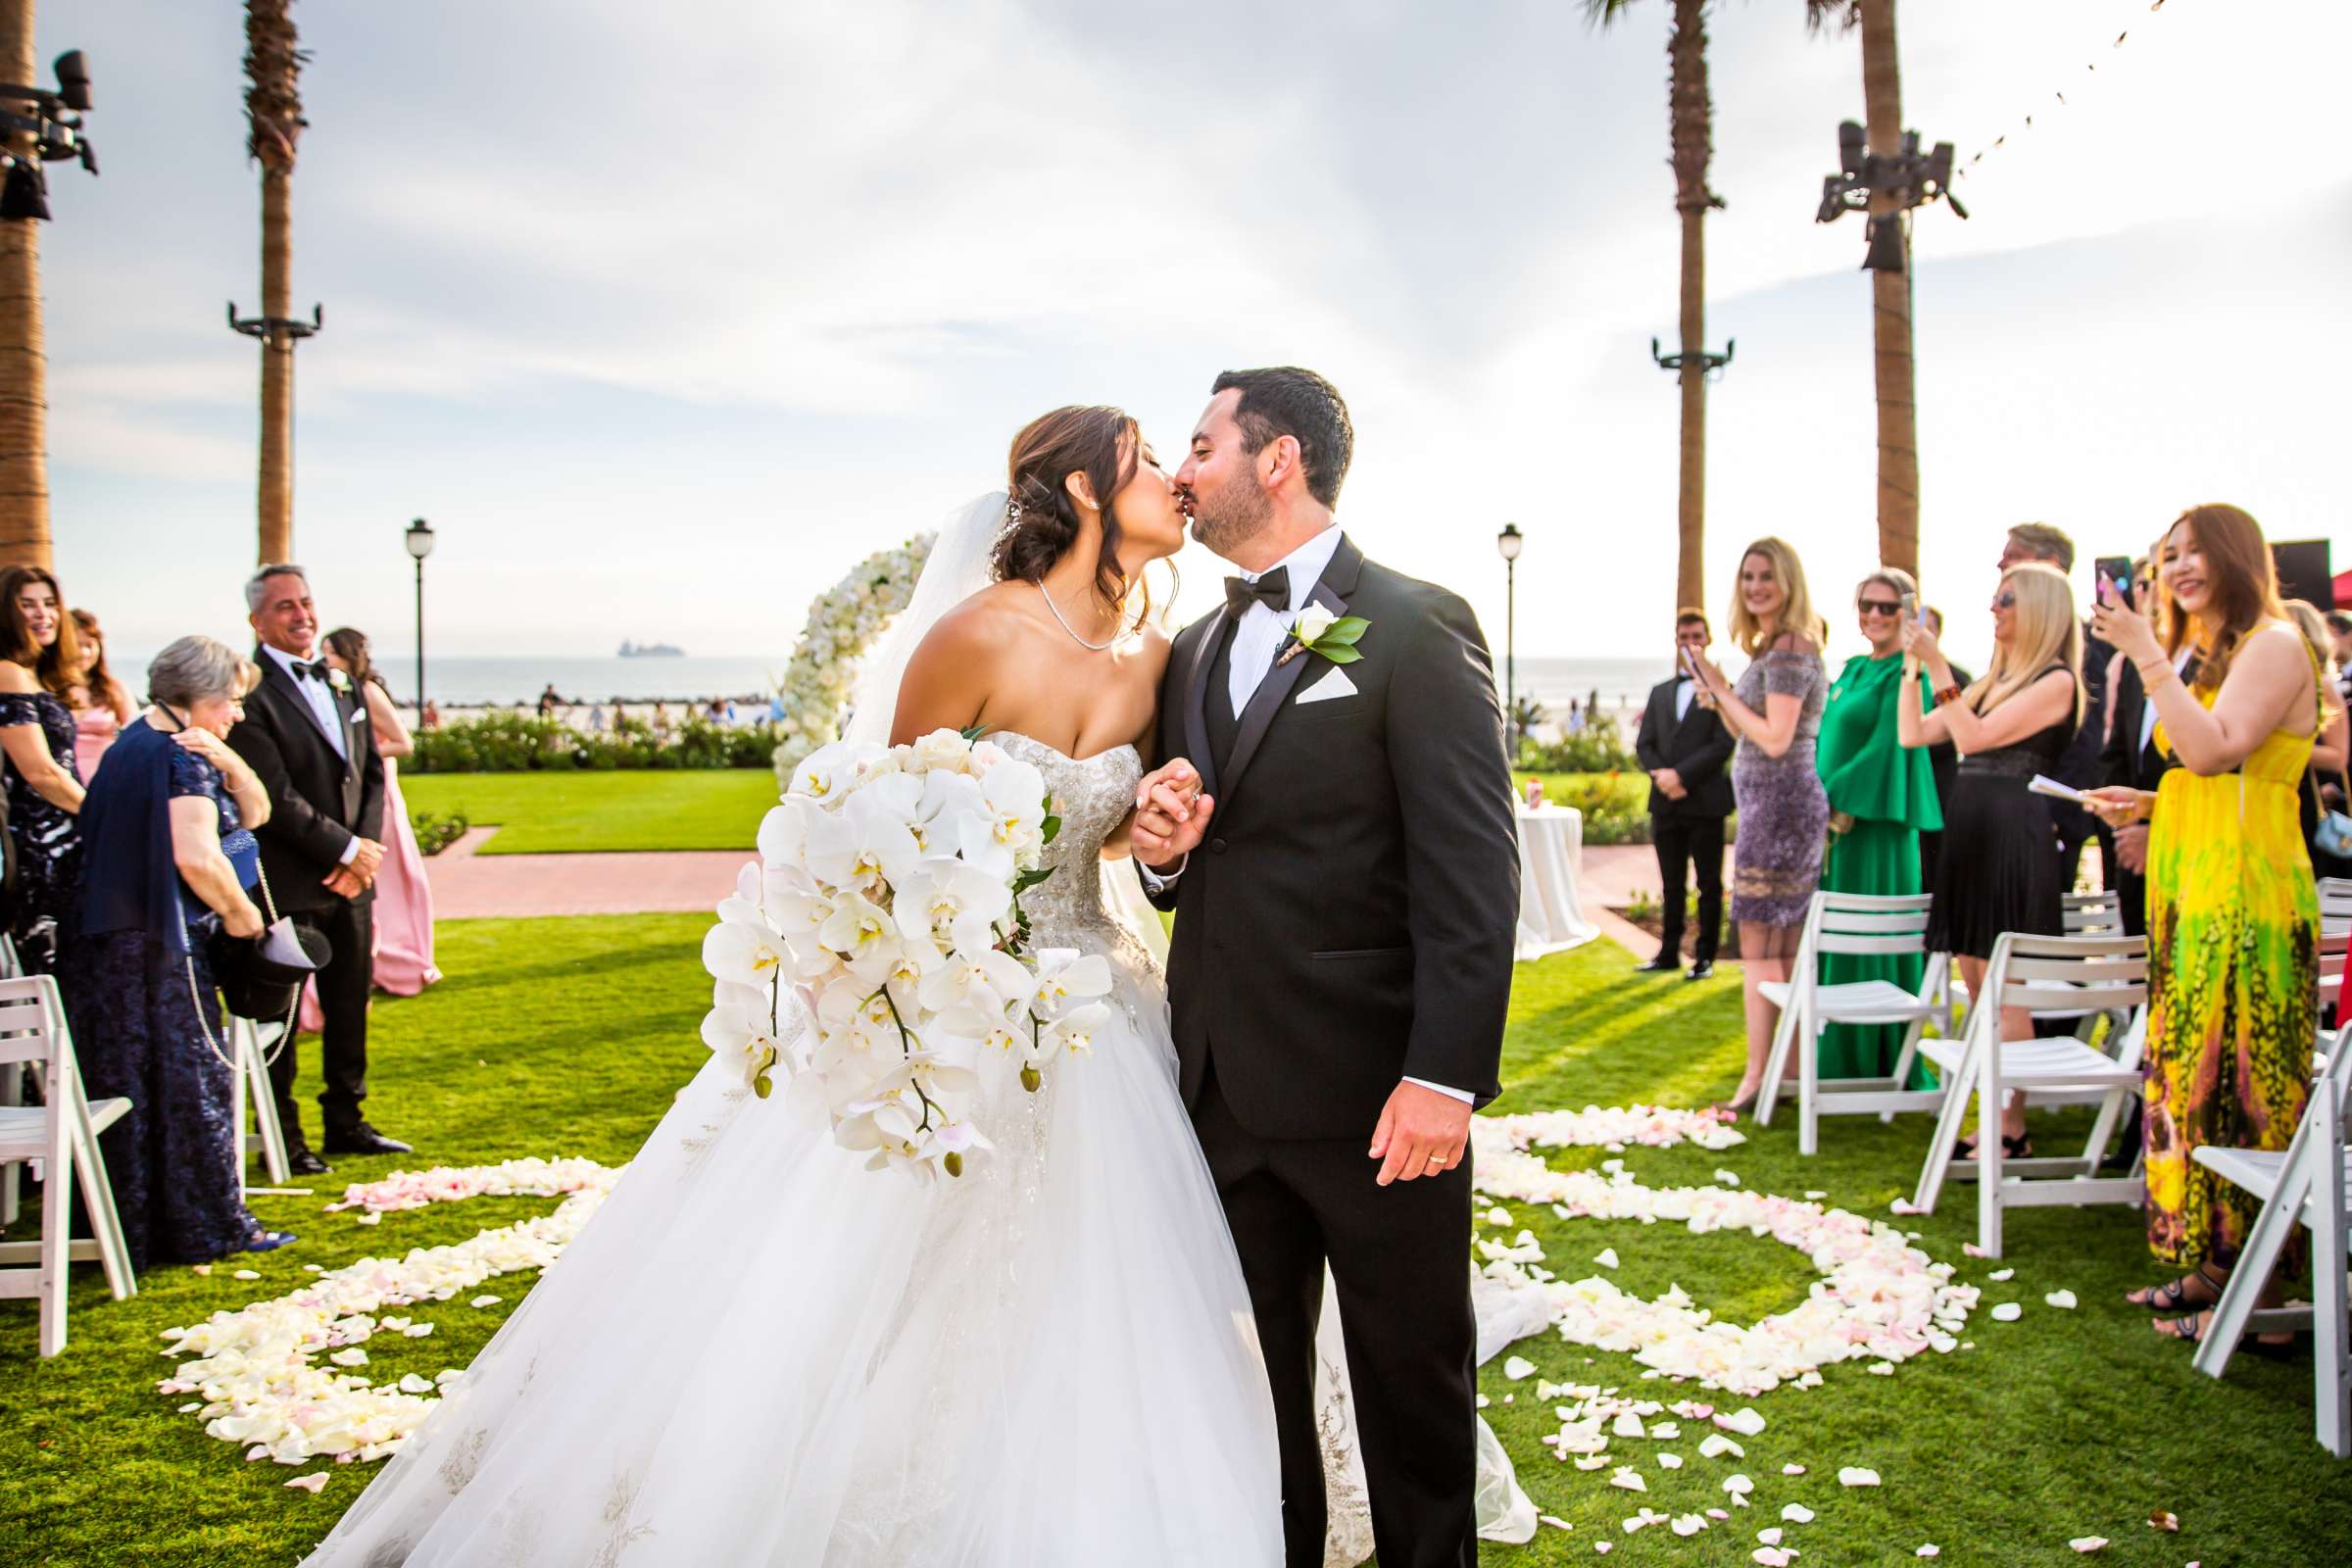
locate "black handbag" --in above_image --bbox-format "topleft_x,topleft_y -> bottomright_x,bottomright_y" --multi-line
203,858 -> 330,1024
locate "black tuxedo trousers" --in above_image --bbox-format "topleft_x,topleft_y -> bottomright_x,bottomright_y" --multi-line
1149,537 -> 1515,1568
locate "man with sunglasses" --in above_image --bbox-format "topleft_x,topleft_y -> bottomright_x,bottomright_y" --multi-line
1634,610 -> 1735,978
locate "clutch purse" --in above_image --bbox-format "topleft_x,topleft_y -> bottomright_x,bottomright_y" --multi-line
203,857 -> 332,1023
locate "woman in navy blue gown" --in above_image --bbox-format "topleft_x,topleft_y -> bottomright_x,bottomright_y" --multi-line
69,637 -> 295,1269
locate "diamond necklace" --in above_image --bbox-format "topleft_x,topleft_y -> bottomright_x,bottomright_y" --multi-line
1035,580 -> 1123,652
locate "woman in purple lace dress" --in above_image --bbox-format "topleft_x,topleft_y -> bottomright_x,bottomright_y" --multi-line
0,565 -> 88,973
1690,538 -> 1829,1114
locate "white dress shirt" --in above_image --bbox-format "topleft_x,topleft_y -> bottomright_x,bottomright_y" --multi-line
262,642 -> 361,865
1149,528 -> 1473,1106
1674,676 -> 1696,722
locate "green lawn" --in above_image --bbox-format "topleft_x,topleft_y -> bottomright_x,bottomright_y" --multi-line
3,928 -> 2347,1564
402,769 -> 779,854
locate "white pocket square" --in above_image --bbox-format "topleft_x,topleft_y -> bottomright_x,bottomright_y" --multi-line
1295,667 -> 1358,706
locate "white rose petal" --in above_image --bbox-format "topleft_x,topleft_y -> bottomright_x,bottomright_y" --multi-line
1758,1527 -> 1785,1545
2044,1290 -> 2078,1309
1918,1548 -> 1940,1559
1659,1453 -> 1685,1470
1990,1302 -> 2023,1322
1987,1267 -> 2015,1282
1718,1407 -> 1768,1437
1503,1355 -> 1538,1381
1609,1467 -> 1647,1493
1754,1549 -> 1794,1567
1540,1514 -> 1573,1531
1723,1473 -> 1754,1495
283,1473 -> 330,1494
1838,1466 -> 1882,1488
1782,1503 -> 1815,1523
1782,1464 -> 1806,1477
2069,1539 -> 2109,1554
231,1269 -> 261,1281
1699,1434 -> 1743,1459
1593,1248 -> 1621,1269
1672,1514 -> 1707,1537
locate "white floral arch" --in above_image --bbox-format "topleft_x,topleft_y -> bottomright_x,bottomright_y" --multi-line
769,531 -> 937,785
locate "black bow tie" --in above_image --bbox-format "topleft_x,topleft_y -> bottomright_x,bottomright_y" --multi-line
291,659 -> 329,683
1223,567 -> 1290,621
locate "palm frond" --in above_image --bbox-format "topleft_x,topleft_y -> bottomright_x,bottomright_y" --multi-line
1804,0 -> 1861,35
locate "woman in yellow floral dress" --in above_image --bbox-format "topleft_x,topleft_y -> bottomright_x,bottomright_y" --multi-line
2088,504 -> 2321,1349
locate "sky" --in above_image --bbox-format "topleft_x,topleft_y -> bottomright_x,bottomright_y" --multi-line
32,0 -> 2352,676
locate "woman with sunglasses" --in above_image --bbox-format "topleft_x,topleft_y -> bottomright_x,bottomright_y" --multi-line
1813,568 -> 1941,1082
1898,561 -> 2084,1158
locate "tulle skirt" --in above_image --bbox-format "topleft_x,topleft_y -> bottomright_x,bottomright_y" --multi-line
301,956 -> 1285,1567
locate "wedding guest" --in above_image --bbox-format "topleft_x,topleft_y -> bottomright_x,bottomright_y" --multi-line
1688,538 -> 1828,1114
2087,504 -> 2319,1349
322,628 -> 441,998
227,566 -> 408,1175
587,703 -> 606,734
2328,612 -> 2352,704
1914,606 -> 1974,890
1815,567 -> 1941,1081
2001,522 -> 2108,889
1633,610 -> 1733,979
67,637 -> 295,1268
0,564 -> 87,973
68,608 -> 133,783
420,698 -> 440,730
2280,601 -> 2351,885
2099,559 -> 2177,937
1899,562 -> 2082,1156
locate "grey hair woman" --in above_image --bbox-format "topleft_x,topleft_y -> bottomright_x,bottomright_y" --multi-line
60,635 -> 296,1268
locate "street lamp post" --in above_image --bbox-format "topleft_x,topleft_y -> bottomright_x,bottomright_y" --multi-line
1496,523 -> 1523,753
405,517 -> 434,727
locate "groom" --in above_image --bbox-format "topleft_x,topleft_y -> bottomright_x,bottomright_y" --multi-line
1133,368 -> 1519,1568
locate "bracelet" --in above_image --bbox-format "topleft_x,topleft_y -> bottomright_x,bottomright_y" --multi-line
1933,683 -> 1962,708
2135,659 -> 2178,691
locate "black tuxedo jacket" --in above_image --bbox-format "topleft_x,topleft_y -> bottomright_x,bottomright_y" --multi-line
2101,657 -> 2179,796
1632,675 -> 1734,819
1142,534 -> 1520,1141
226,649 -> 385,914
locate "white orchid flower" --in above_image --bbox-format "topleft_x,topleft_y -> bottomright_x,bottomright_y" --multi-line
702,909 -> 787,988
954,757 -> 1049,876
917,947 -> 1033,1031
815,888 -> 898,964
1029,951 -> 1112,1018
791,740 -> 884,803
1039,1001 -> 1111,1060
898,856 -> 1014,956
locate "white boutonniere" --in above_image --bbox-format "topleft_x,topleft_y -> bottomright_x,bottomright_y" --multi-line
1277,606 -> 1370,667
328,668 -> 352,694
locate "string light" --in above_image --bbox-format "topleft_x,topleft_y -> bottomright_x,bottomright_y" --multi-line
1954,0 -> 2172,183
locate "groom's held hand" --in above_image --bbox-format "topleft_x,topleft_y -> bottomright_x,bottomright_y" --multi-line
1368,1080 -> 1473,1186
1132,758 -> 1212,866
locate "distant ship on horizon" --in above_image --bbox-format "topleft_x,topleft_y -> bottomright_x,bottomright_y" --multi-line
617,639 -> 685,658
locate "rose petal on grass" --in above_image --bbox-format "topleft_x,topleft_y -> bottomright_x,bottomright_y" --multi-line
1918,1547 -> 1940,1559
2045,1290 -> 2079,1309
1540,1515 -> 1573,1532
1754,1549 -> 1794,1567
1888,1198 -> 1920,1215
1717,1406 -> 1768,1437
1503,1355 -> 1538,1381
1804,1190 -> 1827,1200
231,1269 -> 261,1281
1594,1247 -> 1621,1269
1700,1434 -> 1743,1459
1593,1544 -> 1612,1555
2069,1539 -> 2108,1553
1577,1455 -> 1610,1471
355,1212 -> 382,1225
1707,1509 -> 1730,1521
1659,1453 -> 1685,1470
1782,1463 -> 1806,1476
327,1348 -> 368,1367
1782,1504 -> 1815,1523
1987,1267 -> 2014,1282
1838,1467 -> 1881,1488
283,1473 -> 329,1494
1758,1527 -> 1785,1545
2147,1511 -> 2179,1533
191,1264 -> 212,1276
1867,1361 -> 1896,1375
469,1295 -> 502,1308
1724,1473 -> 1755,1495
1672,1515 -> 1707,1537
1609,1467 -> 1647,1493
1715,1169 -> 1740,1187
1962,1243 -> 1988,1257
1486,1206 -> 1514,1226
1990,1302 -> 2023,1322
1612,1412 -> 1647,1439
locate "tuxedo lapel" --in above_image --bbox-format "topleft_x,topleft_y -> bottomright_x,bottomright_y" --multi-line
1221,533 -> 1365,799
256,647 -> 355,789
1180,613 -> 1222,800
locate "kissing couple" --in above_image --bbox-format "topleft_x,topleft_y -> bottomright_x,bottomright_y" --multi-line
305,368 -> 1524,1568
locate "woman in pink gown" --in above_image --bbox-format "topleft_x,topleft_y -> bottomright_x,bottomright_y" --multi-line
298,629 -> 441,1029
68,608 -> 133,784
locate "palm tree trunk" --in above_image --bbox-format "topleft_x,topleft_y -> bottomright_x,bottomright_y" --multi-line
1669,0 -> 1712,612
1859,0 -> 1918,575
0,0 -> 51,569
257,165 -> 294,564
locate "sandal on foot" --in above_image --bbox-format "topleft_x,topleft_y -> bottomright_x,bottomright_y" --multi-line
240,1230 -> 299,1255
1953,1132 -> 2034,1161
2153,1310 -> 2300,1359
2128,1263 -> 2224,1313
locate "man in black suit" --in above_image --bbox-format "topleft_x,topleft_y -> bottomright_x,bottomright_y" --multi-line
227,566 -> 411,1173
2100,561 -> 2180,937
1632,610 -> 1734,979
1130,368 -> 1518,1568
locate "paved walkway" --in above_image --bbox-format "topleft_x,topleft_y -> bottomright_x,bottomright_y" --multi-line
433,829 -> 1678,959
428,828 -> 744,919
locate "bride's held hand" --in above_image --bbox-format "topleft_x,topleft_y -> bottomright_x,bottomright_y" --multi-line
1132,758 -> 1212,864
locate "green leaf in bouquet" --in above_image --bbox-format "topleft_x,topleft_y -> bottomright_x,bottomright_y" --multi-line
1041,813 -> 1062,844
959,722 -> 992,743
1012,866 -> 1057,895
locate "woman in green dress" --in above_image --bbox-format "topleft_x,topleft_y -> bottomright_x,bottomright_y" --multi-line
1813,567 -> 1942,1080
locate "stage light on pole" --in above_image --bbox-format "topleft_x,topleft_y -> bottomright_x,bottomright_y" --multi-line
1496,524 -> 1523,752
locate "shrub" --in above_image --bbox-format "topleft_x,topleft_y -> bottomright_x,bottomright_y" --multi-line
411,809 -> 471,857
410,712 -> 781,773
1518,711 -> 1637,773
1517,770 -> 1651,845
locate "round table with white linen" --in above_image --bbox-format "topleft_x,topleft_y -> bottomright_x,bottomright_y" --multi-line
1516,804 -> 1599,961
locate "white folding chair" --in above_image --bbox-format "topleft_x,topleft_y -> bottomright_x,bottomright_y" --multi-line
230,1015 -> 292,1191
2318,877 -> 2352,933
0,934 -> 19,1228
1754,892 -> 1950,1154
1912,932 -> 2150,1256
2191,1025 -> 2352,1458
2061,890 -> 2125,935
0,975 -> 137,1355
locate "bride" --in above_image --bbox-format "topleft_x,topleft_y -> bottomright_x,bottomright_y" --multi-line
306,407 -> 1292,1566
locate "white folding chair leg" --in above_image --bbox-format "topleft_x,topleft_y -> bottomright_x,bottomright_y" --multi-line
1755,983 -> 1799,1128
2315,1122 -> 2349,1458
1797,988 -> 1821,1157
1912,1018 -> 1983,1216
0,1060 -> 18,1229
2195,1123 -> 2318,1380
1977,1027 -> 2006,1258
234,1017 -> 291,1188
70,1089 -> 135,1301
36,1074 -> 71,1356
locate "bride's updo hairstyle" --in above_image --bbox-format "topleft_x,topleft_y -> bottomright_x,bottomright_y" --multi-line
995,404 -> 1147,621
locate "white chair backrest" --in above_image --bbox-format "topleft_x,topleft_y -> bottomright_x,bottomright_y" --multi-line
1808,891 -> 1935,958
1990,932 -> 2150,1016
2321,928 -> 2350,995
2062,891 -> 2126,935
0,978 -> 61,1070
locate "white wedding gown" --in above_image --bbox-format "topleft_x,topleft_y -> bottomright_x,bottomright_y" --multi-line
304,735 -> 1292,1566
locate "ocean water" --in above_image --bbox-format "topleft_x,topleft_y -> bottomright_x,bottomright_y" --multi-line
112,650 -> 1674,713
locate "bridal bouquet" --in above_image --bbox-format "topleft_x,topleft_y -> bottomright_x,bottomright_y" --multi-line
701,727 -> 1110,1181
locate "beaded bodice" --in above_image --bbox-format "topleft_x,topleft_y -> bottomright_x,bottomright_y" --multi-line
991,732 -> 1146,950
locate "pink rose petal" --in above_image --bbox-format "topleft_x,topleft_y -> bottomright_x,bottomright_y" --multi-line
283,1473 -> 329,1494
